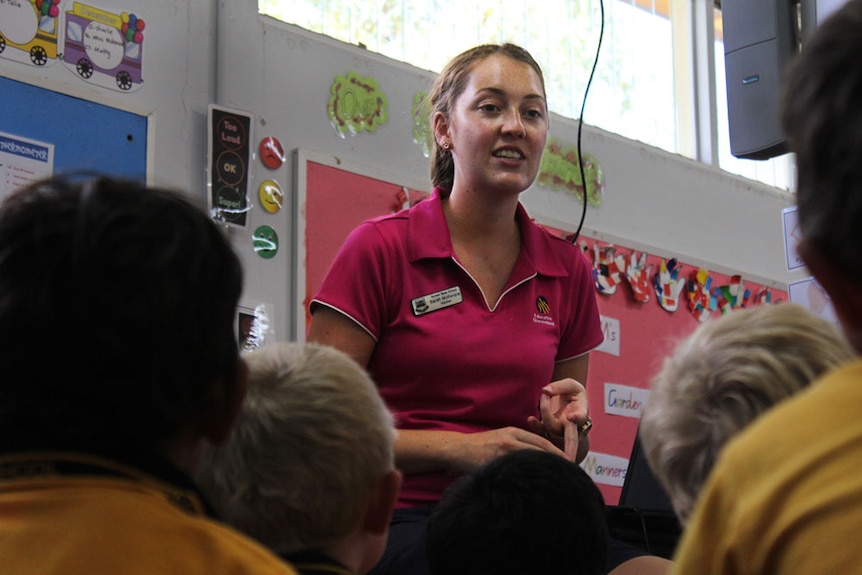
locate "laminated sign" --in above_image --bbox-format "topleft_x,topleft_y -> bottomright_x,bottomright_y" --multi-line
208,104 -> 253,227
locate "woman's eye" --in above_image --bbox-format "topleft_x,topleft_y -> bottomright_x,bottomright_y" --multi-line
480,103 -> 501,112
525,109 -> 544,119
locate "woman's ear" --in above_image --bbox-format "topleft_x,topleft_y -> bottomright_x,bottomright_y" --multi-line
433,111 -> 450,148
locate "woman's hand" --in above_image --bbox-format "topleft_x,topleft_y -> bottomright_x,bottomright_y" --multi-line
395,427 -> 567,475
527,378 -> 589,461
451,426 -> 567,473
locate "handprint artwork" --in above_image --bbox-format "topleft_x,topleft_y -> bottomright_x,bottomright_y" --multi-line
653,258 -> 685,312
687,268 -> 716,322
592,244 -> 626,295
625,251 -> 652,303
549,233 -> 782,316
714,275 -> 750,313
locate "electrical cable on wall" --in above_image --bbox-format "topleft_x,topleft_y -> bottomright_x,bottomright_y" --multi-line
570,0 -> 605,244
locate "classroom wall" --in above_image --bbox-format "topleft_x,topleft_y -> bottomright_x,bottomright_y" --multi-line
212,1 -> 805,503
1,0 -> 807,502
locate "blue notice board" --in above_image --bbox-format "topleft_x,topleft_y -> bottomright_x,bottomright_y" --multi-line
0,76 -> 147,179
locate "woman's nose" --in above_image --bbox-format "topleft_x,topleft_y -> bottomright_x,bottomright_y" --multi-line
501,108 -> 526,136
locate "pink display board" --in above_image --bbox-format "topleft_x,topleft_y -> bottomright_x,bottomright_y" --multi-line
537,227 -> 787,503
298,158 -> 429,335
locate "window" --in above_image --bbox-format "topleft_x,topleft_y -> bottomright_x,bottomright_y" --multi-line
259,0 -> 792,191
259,0 -> 680,155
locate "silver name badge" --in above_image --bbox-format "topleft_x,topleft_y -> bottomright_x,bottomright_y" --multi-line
411,286 -> 463,316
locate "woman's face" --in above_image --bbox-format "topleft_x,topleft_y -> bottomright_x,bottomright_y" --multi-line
436,54 -> 549,197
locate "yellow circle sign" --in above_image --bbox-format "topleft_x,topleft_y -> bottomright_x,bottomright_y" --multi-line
258,179 -> 283,214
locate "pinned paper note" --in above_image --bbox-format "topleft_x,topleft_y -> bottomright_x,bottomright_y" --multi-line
580,451 -> 629,487
604,383 -> 649,419
782,206 -> 805,271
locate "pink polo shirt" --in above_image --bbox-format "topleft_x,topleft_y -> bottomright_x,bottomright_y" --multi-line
311,188 -> 602,507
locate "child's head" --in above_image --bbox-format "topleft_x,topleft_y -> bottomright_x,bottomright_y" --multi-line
426,449 -> 608,575
199,341 -> 401,573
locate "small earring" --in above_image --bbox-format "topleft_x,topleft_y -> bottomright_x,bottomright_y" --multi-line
441,141 -> 450,150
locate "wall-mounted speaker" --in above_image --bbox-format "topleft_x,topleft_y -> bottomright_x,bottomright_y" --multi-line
722,0 -> 798,160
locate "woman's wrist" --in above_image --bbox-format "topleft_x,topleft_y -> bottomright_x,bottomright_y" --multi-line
395,428 -> 469,474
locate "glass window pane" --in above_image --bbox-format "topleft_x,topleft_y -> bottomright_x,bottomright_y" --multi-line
259,0 -> 679,154
587,1 -> 677,153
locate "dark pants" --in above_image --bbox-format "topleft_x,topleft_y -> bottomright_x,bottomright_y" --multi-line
368,507 -> 433,575
369,506 -> 650,575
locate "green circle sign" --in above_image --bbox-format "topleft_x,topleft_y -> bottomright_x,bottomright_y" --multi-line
252,225 -> 278,259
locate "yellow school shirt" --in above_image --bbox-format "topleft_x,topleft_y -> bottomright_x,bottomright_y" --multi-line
672,359 -> 862,574
0,452 -> 298,575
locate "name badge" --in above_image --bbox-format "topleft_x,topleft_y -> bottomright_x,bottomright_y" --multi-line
411,286 -> 463,316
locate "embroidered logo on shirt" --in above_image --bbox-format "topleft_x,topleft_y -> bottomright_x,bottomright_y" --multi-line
411,286 -> 463,316
536,296 -> 551,314
533,295 -> 555,327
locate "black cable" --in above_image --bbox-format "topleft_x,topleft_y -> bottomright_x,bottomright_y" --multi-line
570,0 -> 605,244
609,506 -> 653,555
634,507 -> 653,554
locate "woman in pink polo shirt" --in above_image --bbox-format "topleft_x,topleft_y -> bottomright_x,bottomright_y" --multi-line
309,43 -> 604,574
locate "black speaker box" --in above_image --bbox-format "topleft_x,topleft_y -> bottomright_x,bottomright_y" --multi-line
722,0 -> 798,160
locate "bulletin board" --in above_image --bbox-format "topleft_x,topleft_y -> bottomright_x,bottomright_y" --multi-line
292,149 -> 430,340
294,150 -> 788,504
0,76 -> 147,180
536,227 -> 787,503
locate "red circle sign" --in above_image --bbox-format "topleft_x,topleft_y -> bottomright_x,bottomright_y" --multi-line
259,136 -> 285,170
